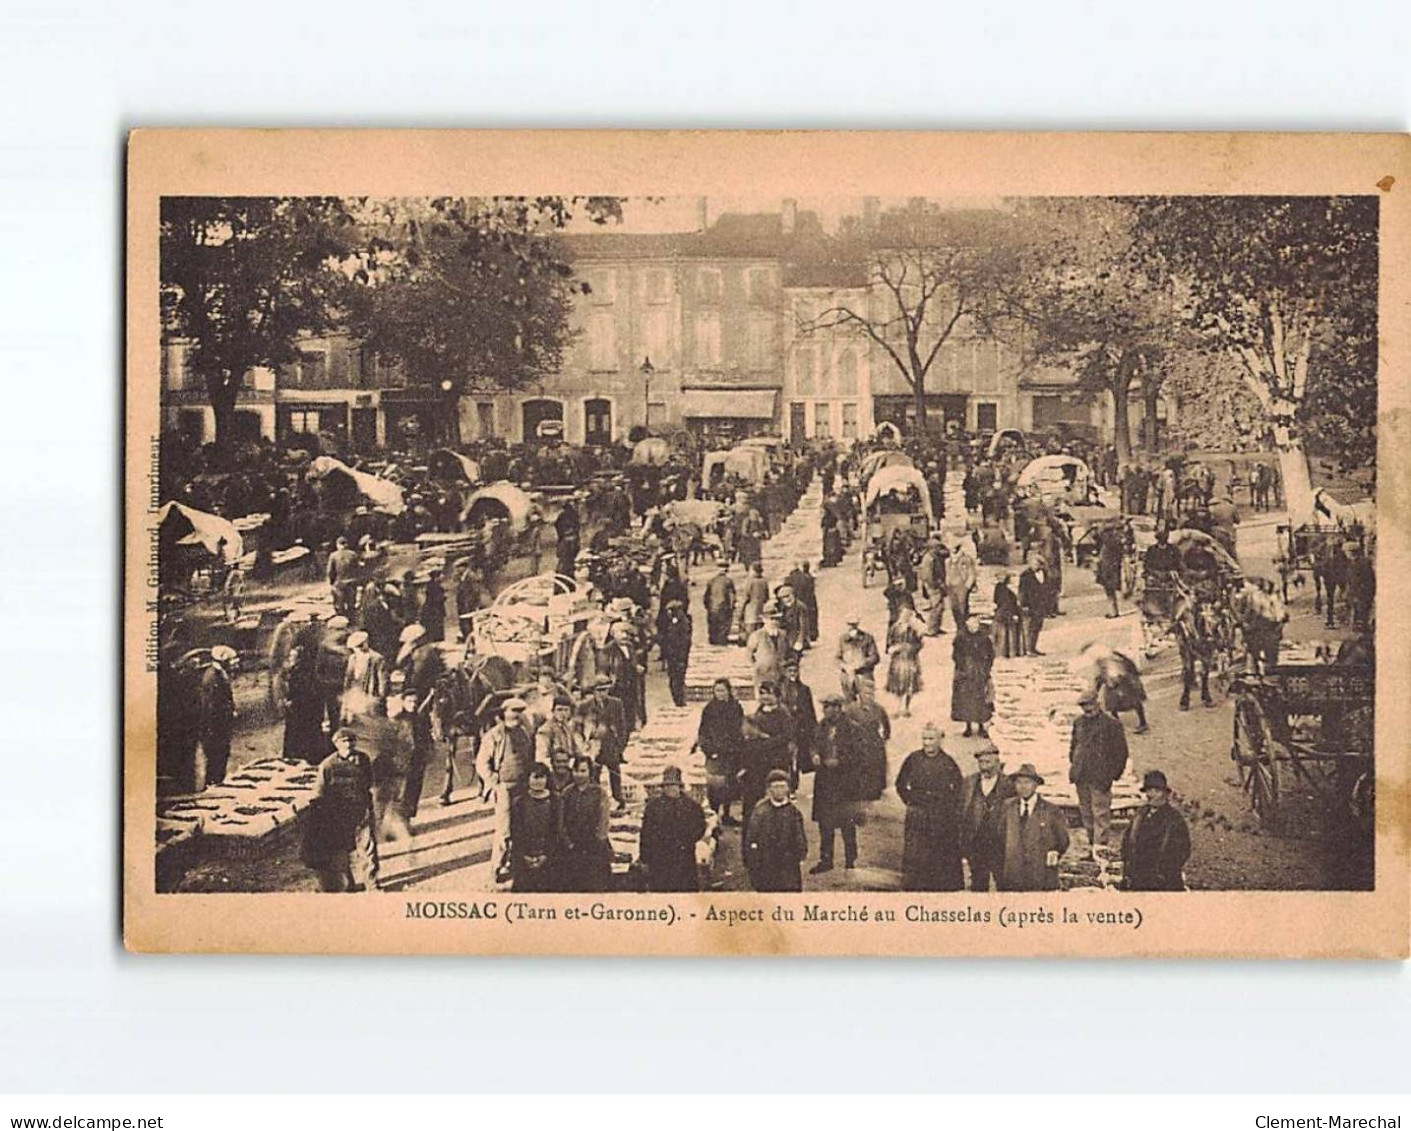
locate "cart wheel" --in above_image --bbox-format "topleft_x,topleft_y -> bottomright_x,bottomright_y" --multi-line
1233,695 -> 1280,826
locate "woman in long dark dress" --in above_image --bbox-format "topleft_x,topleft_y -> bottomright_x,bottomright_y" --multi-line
895,723 -> 965,891
560,755 -> 613,892
282,643 -> 329,763
950,615 -> 995,737
694,678 -> 744,827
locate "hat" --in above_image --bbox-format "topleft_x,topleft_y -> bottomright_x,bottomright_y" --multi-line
591,674 -> 615,690
974,742 -> 1001,759
1142,770 -> 1170,792
325,614 -> 350,630
1078,688 -> 1099,706
1011,763 -> 1045,785
765,768 -> 791,786
660,766 -> 684,786
551,694 -> 574,709
330,726 -> 357,744
502,697 -> 528,712
399,624 -> 426,644
347,631 -> 369,649
210,645 -> 238,664
821,693 -> 846,707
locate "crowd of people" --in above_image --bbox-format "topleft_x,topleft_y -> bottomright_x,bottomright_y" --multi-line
163,419 -> 1319,897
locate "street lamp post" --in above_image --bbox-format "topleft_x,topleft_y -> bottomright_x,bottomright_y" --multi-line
440,379 -> 460,446
640,356 -> 654,433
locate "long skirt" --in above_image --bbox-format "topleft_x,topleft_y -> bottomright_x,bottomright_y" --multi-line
901,805 -> 963,891
886,650 -> 922,697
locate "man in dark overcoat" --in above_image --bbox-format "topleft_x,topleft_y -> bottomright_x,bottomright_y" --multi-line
639,766 -> 708,892
1121,770 -> 1192,891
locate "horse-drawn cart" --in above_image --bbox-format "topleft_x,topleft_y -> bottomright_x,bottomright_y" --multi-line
1229,655 -> 1374,829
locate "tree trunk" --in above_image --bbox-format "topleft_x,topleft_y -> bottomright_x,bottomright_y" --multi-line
205,371 -> 239,467
1110,383 -> 1133,467
1142,382 -> 1161,453
1272,421 -> 1316,527
912,374 -> 929,439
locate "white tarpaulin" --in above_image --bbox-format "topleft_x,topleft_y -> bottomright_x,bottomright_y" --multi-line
306,456 -> 406,515
157,502 -> 244,563
862,465 -> 934,524
1016,454 -> 1092,495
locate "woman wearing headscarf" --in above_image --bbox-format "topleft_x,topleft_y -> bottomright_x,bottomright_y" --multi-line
693,678 -> 744,827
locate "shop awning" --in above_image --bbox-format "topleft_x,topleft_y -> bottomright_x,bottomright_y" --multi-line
681,390 -> 777,419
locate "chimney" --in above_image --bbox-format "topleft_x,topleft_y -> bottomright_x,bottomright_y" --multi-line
862,196 -> 880,231
697,196 -> 709,232
781,198 -> 797,235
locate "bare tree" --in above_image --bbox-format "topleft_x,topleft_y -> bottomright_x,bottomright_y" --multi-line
797,205 -> 1021,436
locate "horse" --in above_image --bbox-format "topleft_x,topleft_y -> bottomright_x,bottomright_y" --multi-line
1169,584 -> 1225,709
431,652 -> 516,805
1231,580 -> 1285,674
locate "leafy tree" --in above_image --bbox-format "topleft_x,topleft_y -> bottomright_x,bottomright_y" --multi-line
160,197 -> 352,460
993,198 -> 1183,467
797,203 -> 1022,435
161,195 -> 624,454
342,197 -> 623,418
1132,195 -> 1378,520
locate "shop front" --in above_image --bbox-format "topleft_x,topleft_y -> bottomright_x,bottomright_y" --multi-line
681,388 -> 779,448
872,393 -> 967,436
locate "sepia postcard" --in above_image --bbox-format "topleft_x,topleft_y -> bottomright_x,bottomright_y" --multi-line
124,130 -> 1409,956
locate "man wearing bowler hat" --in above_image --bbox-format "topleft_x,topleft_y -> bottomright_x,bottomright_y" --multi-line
1121,770 -> 1192,891
994,764 -> 1070,892
638,766 -> 708,892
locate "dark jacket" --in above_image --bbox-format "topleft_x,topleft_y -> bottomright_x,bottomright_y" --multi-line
959,770 -> 1016,860
1068,709 -> 1129,789
579,693 -> 628,767
1121,802 -> 1191,891
995,794 -> 1070,892
639,792 -> 707,892
657,607 -> 694,664
745,799 -> 807,892
779,677 -> 818,768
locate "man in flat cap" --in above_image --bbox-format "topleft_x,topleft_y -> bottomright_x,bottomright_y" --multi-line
197,645 -> 238,788
326,535 -> 360,617
1068,687 -> 1129,857
578,675 -> 629,816
994,764 -> 1070,892
1121,770 -> 1191,891
639,766 -> 708,893
836,614 -> 880,702
302,727 -> 377,893
477,696 -> 536,882
959,742 -> 1014,892
810,694 -> 863,873
745,769 -> 807,892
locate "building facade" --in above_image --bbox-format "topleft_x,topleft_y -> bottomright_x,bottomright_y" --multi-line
160,333 -> 446,453
163,202 -> 1174,454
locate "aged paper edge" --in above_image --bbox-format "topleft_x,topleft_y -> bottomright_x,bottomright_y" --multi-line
123,130 -> 1411,957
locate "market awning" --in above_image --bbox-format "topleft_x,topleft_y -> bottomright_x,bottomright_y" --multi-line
681,390 -> 777,419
